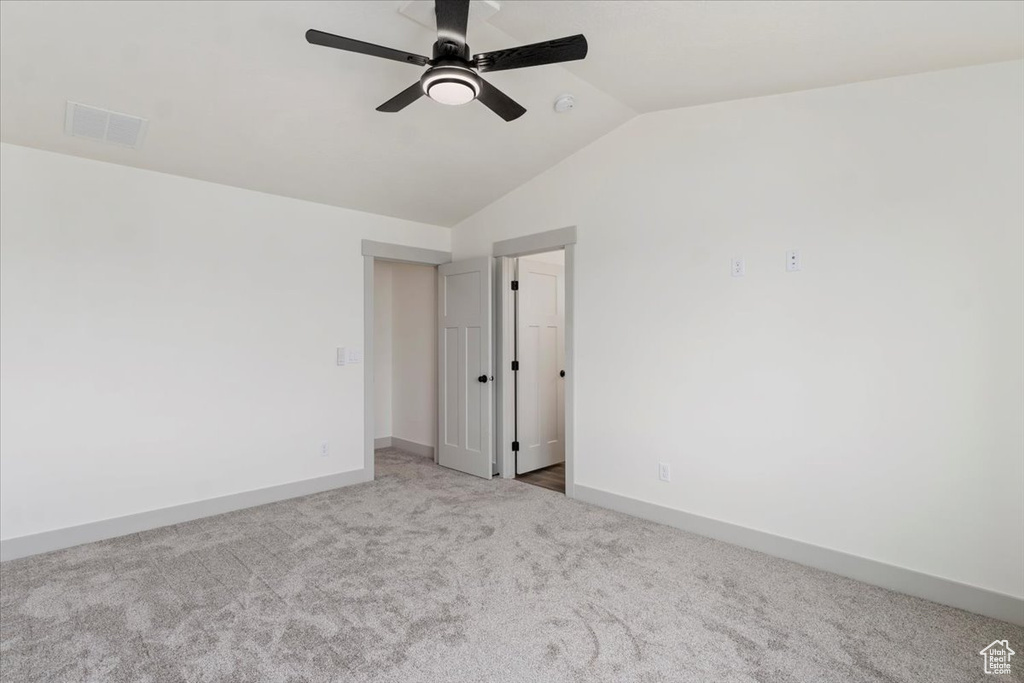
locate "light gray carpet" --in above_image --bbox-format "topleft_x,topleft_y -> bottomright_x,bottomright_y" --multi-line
1,448 -> 1020,682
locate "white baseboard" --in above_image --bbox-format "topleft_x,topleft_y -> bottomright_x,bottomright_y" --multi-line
0,467 -> 372,562
574,484 -> 1024,627
374,437 -> 392,449
387,437 -> 434,459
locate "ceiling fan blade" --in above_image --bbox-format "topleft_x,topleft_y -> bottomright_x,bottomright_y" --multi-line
376,82 -> 425,113
305,29 -> 429,67
476,79 -> 526,122
473,34 -> 588,73
435,0 -> 470,47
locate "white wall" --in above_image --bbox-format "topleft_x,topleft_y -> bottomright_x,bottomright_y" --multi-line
452,61 -> 1024,599
390,262 -> 437,448
373,262 -> 393,440
0,143 -> 449,542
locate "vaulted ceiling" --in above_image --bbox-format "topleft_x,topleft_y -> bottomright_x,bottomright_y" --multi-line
2,1 -> 1021,226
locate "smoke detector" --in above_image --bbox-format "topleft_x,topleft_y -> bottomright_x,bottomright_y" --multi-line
553,94 -> 575,113
64,102 -> 148,149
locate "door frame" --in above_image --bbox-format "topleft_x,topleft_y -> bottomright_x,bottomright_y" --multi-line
362,240 -> 452,480
492,226 -> 577,497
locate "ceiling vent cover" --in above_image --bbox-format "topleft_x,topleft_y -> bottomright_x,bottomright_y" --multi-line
64,102 -> 148,149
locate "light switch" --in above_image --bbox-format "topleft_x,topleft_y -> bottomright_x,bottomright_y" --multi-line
336,347 -> 346,366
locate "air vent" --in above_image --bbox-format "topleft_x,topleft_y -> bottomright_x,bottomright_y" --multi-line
64,102 -> 148,149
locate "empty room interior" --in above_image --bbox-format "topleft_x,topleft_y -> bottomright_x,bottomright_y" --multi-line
0,1 -> 1022,681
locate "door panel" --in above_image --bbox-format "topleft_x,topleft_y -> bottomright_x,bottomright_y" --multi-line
516,258 -> 565,474
466,326 -> 482,452
443,328 -> 459,447
539,325 -> 559,444
437,257 -> 492,479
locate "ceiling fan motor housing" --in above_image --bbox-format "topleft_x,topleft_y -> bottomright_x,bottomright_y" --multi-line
433,40 -> 470,61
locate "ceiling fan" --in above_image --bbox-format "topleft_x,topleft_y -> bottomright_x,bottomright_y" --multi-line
305,0 -> 588,122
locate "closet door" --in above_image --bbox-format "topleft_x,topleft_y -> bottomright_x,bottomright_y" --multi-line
516,258 -> 564,474
437,257 -> 493,479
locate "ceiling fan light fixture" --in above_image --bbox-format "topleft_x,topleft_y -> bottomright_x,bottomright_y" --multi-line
306,1 -> 588,121
428,81 -> 476,106
421,65 -> 481,106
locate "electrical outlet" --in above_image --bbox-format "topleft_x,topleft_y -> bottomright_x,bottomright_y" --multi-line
731,257 -> 745,277
658,462 -> 671,482
320,441 -> 329,458
786,249 -> 801,272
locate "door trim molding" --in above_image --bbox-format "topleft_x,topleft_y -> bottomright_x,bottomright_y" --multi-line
492,228 -> 577,499
564,244 -> 575,499
364,244 -> 452,479
362,240 -> 451,265
492,226 -> 576,258
576,483 -> 1024,626
496,257 -> 515,479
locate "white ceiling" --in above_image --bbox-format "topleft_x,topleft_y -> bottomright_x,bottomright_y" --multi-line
491,0 -> 1024,113
2,1 -> 1021,227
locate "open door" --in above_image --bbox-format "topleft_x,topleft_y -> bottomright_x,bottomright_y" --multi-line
516,258 -> 565,474
437,257 -> 493,479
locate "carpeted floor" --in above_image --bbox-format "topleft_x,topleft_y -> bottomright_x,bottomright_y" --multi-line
1,448 -> 1019,682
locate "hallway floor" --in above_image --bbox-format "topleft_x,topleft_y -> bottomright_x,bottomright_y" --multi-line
515,462 -> 565,494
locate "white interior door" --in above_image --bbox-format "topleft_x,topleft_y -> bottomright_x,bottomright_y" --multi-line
437,257 -> 493,479
516,258 -> 565,474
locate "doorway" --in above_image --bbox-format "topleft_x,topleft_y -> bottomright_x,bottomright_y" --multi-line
361,240 -> 452,479
510,250 -> 566,493
372,260 -> 438,461
493,226 -> 577,497
361,228 -> 575,495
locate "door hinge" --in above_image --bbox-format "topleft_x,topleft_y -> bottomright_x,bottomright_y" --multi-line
511,360 -> 519,371
511,280 -> 519,291
512,441 -> 519,452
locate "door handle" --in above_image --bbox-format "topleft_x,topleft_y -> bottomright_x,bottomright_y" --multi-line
478,375 -> 489,383
560,370 -> 565,378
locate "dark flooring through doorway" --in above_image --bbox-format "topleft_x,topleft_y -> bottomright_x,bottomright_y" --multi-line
516,462 -> 565,494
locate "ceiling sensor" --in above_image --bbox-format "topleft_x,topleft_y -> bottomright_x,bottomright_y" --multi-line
554,94 -> 575,113
64,102 -> 148,149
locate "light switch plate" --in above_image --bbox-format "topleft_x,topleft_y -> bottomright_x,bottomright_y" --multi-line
345,347 -> 363,364
731,257 -> 745,277
786,249 -> 801,272
336,347 -> 346,366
